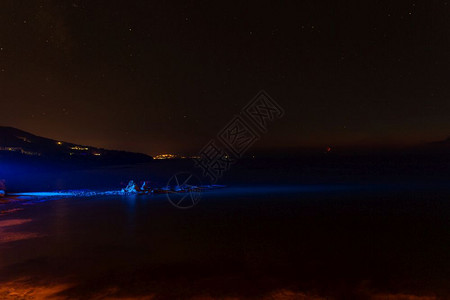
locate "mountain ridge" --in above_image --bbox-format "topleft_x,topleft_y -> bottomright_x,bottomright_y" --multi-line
0,126 -> 153,164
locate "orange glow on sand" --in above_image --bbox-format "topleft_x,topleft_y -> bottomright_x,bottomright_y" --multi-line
0,280 -> 73,300
0,219 -> 42,244
0,281 -> 440,300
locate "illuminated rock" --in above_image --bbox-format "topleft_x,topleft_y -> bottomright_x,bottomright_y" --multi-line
122,180 -> 139,193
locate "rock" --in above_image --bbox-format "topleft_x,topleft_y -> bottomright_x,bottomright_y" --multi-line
123,180 -> 139,193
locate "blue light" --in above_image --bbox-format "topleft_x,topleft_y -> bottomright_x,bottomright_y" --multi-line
9,192 -> 75,197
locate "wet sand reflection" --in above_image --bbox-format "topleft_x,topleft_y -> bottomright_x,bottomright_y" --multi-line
0,219 -> 42,244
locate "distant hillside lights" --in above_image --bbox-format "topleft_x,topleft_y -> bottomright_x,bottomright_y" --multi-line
69,151 -> 102,156
154,154 -> 199,160
70,146 -> 89,151
0,127 -> 152,163
56,141 -> 101,156
0,146 -> 40,156
0,147 -> 20,151
57,142 -> 88,151
154,154 -> 178,160
16,136 -> 31,143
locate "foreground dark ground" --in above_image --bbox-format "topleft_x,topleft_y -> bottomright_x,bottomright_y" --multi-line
0,155 -> 449,299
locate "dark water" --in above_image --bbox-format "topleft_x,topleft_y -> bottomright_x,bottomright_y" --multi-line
1,184 -> 450,299
1,159 -> 450,299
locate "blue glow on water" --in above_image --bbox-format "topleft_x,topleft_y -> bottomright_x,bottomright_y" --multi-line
3,183 -> 431,208
10,192 -> 76,197
6,184 -> 390,199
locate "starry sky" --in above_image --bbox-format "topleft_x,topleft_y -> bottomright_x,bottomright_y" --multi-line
1,1 -> 450,155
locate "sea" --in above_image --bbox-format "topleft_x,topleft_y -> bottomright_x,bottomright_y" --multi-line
0,157 -> 449,299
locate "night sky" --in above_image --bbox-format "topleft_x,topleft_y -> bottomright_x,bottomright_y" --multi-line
1,1 -> 450,155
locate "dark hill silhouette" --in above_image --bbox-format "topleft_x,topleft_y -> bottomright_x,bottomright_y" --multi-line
0,126 -> 152,165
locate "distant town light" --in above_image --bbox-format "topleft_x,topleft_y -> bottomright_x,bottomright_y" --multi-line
154,154 -> 199,160
70,146 -> 89,151
154,154 -> 178,160
17,136 -> 31,143
0,146 -> 40,156
56,141 -> 63,145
